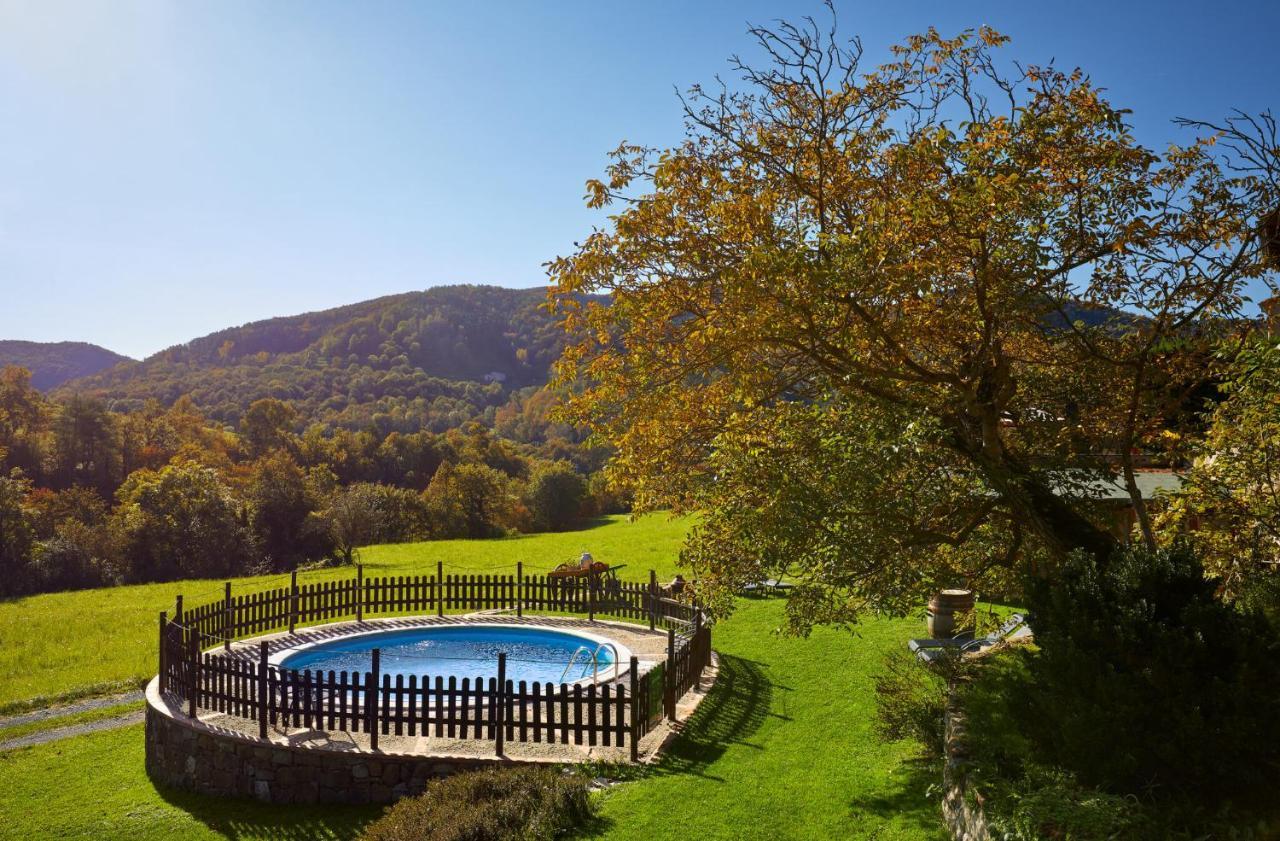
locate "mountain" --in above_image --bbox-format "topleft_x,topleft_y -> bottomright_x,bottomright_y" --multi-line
58,285 -> 584,431
0,340 -> 131,390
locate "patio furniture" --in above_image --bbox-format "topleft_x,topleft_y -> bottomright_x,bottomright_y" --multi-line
741,578 -> 794,594
909,612 -> 1030,664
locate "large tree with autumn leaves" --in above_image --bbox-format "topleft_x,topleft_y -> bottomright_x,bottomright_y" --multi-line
550,14 -> 1278,628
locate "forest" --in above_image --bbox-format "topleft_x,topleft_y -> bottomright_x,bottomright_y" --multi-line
52,285 -> 592,431
0,359 -> 624,597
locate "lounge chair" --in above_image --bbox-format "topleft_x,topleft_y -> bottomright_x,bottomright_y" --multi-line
741,578 -> 794,594
909,612 -> 1030,664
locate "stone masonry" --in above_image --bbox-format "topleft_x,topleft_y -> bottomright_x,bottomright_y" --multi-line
145,687 -> 519,805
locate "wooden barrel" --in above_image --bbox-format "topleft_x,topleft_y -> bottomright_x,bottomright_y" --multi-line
926,589 -> 976,639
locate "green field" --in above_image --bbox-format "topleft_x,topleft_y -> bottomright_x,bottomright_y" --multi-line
0,594 -> 943,841
0,514 -> 690,711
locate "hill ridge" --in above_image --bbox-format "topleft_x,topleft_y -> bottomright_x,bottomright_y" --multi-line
0,340 -> 131,390
54,284 -> 578,431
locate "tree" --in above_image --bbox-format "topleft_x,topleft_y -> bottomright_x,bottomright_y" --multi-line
424,462 -> 516,539
524,461 -> 587,532
246,451 -> 331,571
0,366 -> 48,477
112,460 -> 254,581
326,483 -> 380,565
1158,339 -> 1280,604
550,16 -> 1277,626
239,398 -> 298,458
0,469 -> 35,596
51,394 -> 118,494
30,519 -> 116,592
323,482 -> 429,564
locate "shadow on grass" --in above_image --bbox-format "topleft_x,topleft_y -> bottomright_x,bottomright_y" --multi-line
846,756 -> 946,838
567,654 -> 776,839
156,784 -> 381,841
651,653 -> 773,782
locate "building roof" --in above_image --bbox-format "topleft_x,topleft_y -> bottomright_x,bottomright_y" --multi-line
1065,470 -> 1184,502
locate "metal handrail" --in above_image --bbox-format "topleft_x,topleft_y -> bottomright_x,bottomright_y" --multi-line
560,645 -> 593,682
592,641 -> 619,682
558,641 -> 620,683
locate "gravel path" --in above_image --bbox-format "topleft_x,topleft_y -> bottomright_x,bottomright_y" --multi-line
0,690 -> 144,731
0,709 -> 145,751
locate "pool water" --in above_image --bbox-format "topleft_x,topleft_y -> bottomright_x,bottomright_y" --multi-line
278,625 -> 618,685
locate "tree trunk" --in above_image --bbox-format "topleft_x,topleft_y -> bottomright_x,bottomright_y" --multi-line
956,434 -> 1119,565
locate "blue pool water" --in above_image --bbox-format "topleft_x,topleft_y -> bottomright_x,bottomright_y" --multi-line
279,625 -> 616,685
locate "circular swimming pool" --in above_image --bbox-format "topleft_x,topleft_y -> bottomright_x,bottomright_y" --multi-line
275,624 -> 630,685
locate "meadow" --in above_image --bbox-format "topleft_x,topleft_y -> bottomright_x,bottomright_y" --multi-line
0,598 -> 942,841
0,514 -> 688,712
0,514 -> 946,840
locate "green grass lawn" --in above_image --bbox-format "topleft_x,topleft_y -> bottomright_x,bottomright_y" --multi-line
586,597 -> 944,841
0,514 -> 690,711
0,595 -> 943,841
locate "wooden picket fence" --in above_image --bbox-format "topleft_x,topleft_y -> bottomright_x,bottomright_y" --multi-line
156,567 -> 709,760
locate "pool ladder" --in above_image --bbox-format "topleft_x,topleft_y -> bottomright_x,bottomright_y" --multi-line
559,642 -> 619,683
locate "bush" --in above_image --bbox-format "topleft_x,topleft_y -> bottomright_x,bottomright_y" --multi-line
872,649 -> 957,757
1021,544 -> 1280,802
982,763 -> 1140,841
30,520 -> 117,591
358,766 -> 594,841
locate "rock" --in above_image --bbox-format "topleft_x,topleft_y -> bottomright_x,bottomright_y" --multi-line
253,780 -> 271,802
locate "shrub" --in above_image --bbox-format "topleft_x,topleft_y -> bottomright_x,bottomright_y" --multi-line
872,649 -> 958,757
982,764 -> 1140,841
358,766 -> 594,841
30,520 -> 116,591
1021,544 -> 1280,801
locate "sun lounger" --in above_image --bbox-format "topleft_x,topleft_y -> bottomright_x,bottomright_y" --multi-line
741,578 -> 794,593
909,612 -> 1029,663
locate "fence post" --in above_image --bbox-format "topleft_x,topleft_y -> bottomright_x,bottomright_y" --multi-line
368,648 -> 380,751
516,561 -> 523,618
665,628 -> 676,720
495,652 -> 506,756
174,594 -> 183,623
289,569 -> 298,634
629,655 -> 640,761
648,570 -> 657,631
437,561 -> 444,617
223,581 -> 233,652
588,571 -> 596,621
188,629 -> 199,719
258,641 -> 269,739
158,611 -> 168,694
356,563 -> 364,622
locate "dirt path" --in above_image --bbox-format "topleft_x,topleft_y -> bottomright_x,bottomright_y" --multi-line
0,709 -> 145,751
0,690 -> 144,731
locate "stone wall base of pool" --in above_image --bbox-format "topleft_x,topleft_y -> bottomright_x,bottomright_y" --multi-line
145,687 -> 515,804
145,616 -> 718,805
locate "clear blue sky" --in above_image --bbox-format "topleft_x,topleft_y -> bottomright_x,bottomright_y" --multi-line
1,0 -> 1276,359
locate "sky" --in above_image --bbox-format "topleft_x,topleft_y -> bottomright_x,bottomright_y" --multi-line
1,0 -> 1277,360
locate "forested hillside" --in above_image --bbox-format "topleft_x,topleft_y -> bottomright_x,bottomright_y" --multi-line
57,285 -> 584,430
0,285 -> 624,598
0,341 -> 130,390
